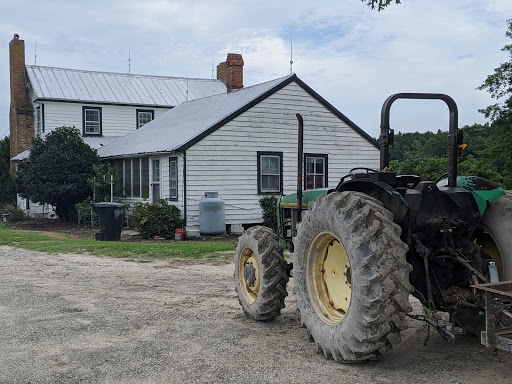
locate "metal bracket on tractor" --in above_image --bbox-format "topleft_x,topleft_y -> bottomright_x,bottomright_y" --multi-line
472,281 -> 512,354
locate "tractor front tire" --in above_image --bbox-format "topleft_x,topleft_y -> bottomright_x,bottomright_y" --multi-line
293,191 -> 413,362
235,226 -> 289,321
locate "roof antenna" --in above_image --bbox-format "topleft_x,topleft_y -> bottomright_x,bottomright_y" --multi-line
128,50 -> 132,73
34,41 -> 38,65
289,36 -> 294,74
211,57 -> 214,79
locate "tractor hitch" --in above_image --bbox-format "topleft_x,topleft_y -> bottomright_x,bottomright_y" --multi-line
472,281 -> 512,354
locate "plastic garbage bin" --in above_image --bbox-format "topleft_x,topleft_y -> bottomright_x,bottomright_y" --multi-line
91,202 -> 125,241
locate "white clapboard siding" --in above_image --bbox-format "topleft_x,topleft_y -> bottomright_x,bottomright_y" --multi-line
183,81 -> 379,236
40,101 -> 170,136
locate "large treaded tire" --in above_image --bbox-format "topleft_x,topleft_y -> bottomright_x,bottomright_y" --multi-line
293,191 -> 413,362
235,226 -> 289,321
477,192 -> 512,280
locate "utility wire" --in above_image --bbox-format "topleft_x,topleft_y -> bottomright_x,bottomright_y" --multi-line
0,128 -> 10,138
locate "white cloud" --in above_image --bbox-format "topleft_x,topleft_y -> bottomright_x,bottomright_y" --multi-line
1,0 -> 510,140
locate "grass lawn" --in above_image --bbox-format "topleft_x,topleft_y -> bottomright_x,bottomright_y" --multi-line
0,223 -> 237,260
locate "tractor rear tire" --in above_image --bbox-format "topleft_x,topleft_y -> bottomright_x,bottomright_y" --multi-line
293,191 -> 413,362
235,226 -> 289,321
476,192 -> 512,281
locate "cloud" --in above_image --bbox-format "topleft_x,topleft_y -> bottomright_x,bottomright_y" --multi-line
1,0 -> 511,140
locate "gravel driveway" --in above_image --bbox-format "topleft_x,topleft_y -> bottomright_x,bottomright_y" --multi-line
1,245 -> 511,383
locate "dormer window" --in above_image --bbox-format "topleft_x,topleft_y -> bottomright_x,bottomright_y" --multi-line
82,107 -> 102,135
137,109 -> 154,129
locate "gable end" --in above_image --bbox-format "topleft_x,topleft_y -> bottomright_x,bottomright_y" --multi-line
176,75 -> 298,151
293,77 -> 379,149
177,74 -> 378,152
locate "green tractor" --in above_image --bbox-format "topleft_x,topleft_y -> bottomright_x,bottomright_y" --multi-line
234,93 -> 512,362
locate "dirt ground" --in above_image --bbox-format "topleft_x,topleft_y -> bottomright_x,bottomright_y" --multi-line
1,244 -> 512,384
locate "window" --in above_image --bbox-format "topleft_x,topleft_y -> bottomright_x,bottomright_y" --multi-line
82,106 -> 102,135
137,109 -> 154,129
169,157 -> 178,200
304,154 -> 328,190
132,159 -> 141,198
124,159 -> 132,196
141,158 -> 149,199
113,158 -> 150,199
257,152 -> 283,194
36,106 -> 41,136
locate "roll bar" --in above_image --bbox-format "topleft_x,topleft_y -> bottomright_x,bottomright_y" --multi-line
380,93 -> 460,188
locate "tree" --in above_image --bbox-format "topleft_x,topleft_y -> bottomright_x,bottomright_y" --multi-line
477,19 -> 512,189
478,19 -> 512,123
16,126 -> 99,221
0,136 -> 16,205
362,0 -> 401,12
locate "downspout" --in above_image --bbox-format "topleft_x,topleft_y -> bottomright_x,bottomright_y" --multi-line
183,151 -> 187,227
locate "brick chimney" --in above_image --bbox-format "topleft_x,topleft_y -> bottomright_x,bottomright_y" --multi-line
217,53 -> 244,92
9,33 -> 34,173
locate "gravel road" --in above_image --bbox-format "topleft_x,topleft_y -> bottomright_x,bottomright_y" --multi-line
1,245 -> 511,384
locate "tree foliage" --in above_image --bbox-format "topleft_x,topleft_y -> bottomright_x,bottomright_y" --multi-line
477,19 -> 512,123
0,136 -> 16,205
389,123 -> 509,189
389,20 -> 512,190
362,0 -> 401,11
477,19 -> 512,187
16,126 -> 99,221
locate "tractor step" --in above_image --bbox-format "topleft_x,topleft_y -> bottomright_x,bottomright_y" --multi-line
472,281 -> 512,354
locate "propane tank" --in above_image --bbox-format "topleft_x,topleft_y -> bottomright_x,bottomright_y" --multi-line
199,191 -> 225,235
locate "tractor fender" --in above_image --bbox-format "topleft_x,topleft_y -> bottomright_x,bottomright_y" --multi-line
335,178 -> 408,224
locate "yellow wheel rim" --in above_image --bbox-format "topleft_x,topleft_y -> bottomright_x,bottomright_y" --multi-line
307,231 -> 351,325
238,246 -> 261,304
473,228 -> 504,281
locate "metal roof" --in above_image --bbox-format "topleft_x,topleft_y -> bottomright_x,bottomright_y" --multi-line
98,75 -> 295,158
26,65 -> 227,107
10,135 -> 123,161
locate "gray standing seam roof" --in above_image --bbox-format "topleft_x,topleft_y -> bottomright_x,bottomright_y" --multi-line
98,75 -> 295,158
26,65 -> 227,107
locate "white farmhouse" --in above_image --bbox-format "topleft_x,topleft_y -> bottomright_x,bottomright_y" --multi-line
8,34 -> 233,216
99,74 -> 380,236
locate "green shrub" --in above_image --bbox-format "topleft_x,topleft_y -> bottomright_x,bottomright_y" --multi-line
259,195 -> 279,232
1,203 -> 30,222
75,197 -> 98,227
130,199 -> 183,239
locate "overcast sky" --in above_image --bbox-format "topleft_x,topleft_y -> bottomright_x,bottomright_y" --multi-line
1,0 -> 511,140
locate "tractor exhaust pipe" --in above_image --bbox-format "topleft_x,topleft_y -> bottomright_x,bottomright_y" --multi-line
296,113 -> 304,222
380,93 -> 459,188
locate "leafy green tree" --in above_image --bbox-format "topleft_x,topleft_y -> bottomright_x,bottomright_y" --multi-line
0,136 -> 16,205
16,126 -> 99,221
477,19 -> 512,189
458,155 -> 503,184
389,126 -> 503,185
362,0 -> 401,11
477,19 -> 512,123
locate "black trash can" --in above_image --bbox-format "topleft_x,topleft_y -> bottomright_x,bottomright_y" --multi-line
91,202 -> 125,241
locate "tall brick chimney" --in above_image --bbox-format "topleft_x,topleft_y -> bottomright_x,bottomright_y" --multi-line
9,33 -> 34,173
217,53 -> 244,92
